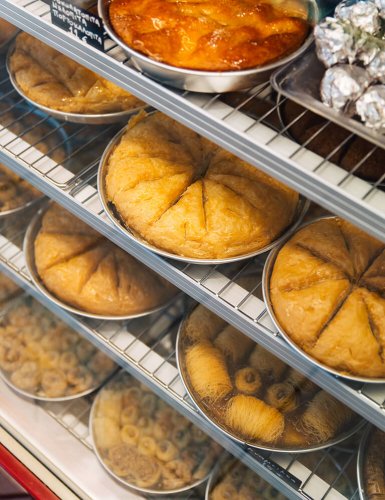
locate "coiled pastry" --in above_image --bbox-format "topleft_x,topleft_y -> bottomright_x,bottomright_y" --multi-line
234,367 -> 262,395
105,112 -> 299,259
10,33 -> 143,114
214,326 -> 254,364
248,345 -> 286,381
266,382 -> 299,413
34,204 -> 176,316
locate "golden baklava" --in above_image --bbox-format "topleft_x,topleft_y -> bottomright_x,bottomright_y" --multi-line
105,112 -> 300,259
9,33 -> 143,114
33,204 -> 176,316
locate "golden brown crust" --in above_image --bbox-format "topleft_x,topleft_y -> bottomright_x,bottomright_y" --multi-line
105,113 -> 299,259
108,0 -> 309,71
270,217 -> 385,378
10,33 -> 143,114
34,204 -> 176,315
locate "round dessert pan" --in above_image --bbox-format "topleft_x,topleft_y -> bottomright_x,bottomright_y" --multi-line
0,193 -> 45,219
357,425 -> 371,500
6,44 -> 148,124
98,123 -> 310,265
262,216 -> 385,384
89,372 -> 212,496
23,203 -> 176,320
176,312 -> 365,453
98,0 -> 319,93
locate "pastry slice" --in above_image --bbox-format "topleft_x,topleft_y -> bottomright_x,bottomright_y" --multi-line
41,204 -> 98,237
34,232 -> 100,272
361,248 -> 385,292
290,219 -> 354,279
271,278 -> 351,349
360,288 -> 385,360
310,288 -> 385,378
270,243 -> 346,292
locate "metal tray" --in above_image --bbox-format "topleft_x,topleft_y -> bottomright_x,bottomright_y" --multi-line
262,216 -> 385,384
98,0 -> 319,93
98,120 -> 310,265
357,426 -> 371,500
0,294 -> 118,401
6,43 -> 148,125
89,370 -> 214,496
176,307 -> 364,453
271,46 -> 385,150
24,203 -> 176,320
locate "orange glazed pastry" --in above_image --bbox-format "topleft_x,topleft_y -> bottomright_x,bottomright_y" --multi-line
270,217 -> 385,379
108,0 -> 310,71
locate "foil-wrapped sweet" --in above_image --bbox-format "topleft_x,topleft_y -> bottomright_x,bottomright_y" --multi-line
355,35 -> 382,66
373,0 -> 385,19
356,85 -> 385,129
320,65 -> 370,110
314,17 -> 356,67
367,51 -> 385,82
335,0 -> 380,35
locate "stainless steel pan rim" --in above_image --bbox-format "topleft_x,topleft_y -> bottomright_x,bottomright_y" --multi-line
176,310 -> 365,453
357,425 -> 372,500
262,215 -> 385,384
6,44 -> 148,124
98,121 -> 310,265
23,203 -> 175,320
98,0 -> 319,92
89,372 -> 212,496
0,194 -> 45,219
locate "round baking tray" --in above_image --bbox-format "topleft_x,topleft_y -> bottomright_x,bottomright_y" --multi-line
176,308 -> 364,453
24,203 -> 176,320
6,44 -> 148,124
357,426 -> 372,500
0,296 -> 118,401
89,371 -> 214,496
98,122 -> 310,265
98,0 -> 319,93
262,216 -> 385,384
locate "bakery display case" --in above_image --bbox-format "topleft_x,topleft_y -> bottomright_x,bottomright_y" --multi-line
0,1 -> 384,499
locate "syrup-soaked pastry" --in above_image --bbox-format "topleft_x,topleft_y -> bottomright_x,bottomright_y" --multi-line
248,344 -> 286,381
364,428 -> 385,499
108,0 -> 310,71
270,217 -> 385,378
105,112 -> 300,259
214,326 -> 254,364
234,367 -> 262,394
0,164 -> 40,213
34,204 -> 176,316
265,381 -> 300,412
0,19 -> 17,46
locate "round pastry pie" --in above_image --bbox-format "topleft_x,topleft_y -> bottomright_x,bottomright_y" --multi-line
107,0 -> 310,71
178,303 -> 359,450
0,20 -> 17,48
0,296 -> 117,399
91,371 -> 222,493
104,112 -> 300,260
268,217 -> 385,379
32,204 -> 177,316
361,428 -> 385,499
9,33 -> 143,115
0,163 -> 40,214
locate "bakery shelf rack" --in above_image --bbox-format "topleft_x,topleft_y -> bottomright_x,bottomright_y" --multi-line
0,212 -> 361,500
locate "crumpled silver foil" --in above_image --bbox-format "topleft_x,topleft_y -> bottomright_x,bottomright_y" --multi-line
367,50 -> 385,82
355,34 -> 382,66
355,85 -> 385,129
320,64 -> 370,110
314,17 -> 356,67
335,1 -> 380,35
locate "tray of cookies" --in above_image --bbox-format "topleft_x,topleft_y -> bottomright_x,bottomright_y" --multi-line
357,426 -> 385,500
98,111 -> 309,264
90,370 -> 223,495
23,202 -> 177,320
7,32 -> 148,125
0,295 -> 117,400
176,303 -> 363,453
263,216 -> 385,383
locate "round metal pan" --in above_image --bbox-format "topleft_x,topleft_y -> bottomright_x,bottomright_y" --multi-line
6,43 -> 148,125
89,370 -> 213,496
0,295 -> 118,401
98,122 -> 310,265
98,0 -> 319,93
262,216 -> 385,384
357,425 -> 372,500
23,203 -> 177,320
176,309 -> 364,453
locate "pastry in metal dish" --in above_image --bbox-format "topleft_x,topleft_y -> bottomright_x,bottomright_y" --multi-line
0,19 -> 17,46
9,33 -> 143,114
0,164 -> 40,213
363,428 -> 385,499
33,204 -> 176,316
108,0 -> 310,71
0,272 -> 20,304
104,112 -> 300,259
270,217 -> 385,378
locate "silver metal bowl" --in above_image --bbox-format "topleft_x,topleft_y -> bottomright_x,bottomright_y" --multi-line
89,370 -> 213,496
6,43 -> 148,124
357,425 -> 371,500
176,308 -> 364,453
262,216 -> 385,384
98,119 -> 310,265
98,0 -> 319,93
23,203 -> 177,320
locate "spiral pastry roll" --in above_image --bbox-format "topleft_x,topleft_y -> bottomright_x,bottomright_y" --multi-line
211,482 -> 238,500
10,361 -> 40,392
41,369 -> 67,397
75,339 -> 96,362
120,405 -> 140,426
266,382 -> 299,413
58,351 -> 78,371
248,345 -> 286,381
214,326 -> 254,364
133,455 -> 161,488
121,424 -> 140,445
171,426 -> 191,449
39,350 -> 60,370
285,368 -> 319,397
234,367 -> 262,395
108,443 -> 138,478
87,350 -> 116,378
66,366 -> 93,393
0,341 -> 24,372
138,436 -> 157,456
156,440 -> 179,462
141,393 -> 157,416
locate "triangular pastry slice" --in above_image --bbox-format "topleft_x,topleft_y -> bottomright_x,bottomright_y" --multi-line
362,248 -> 385,292
360,288 -> 385,358
41,204 -> 98,237
310,288 -> 385,378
